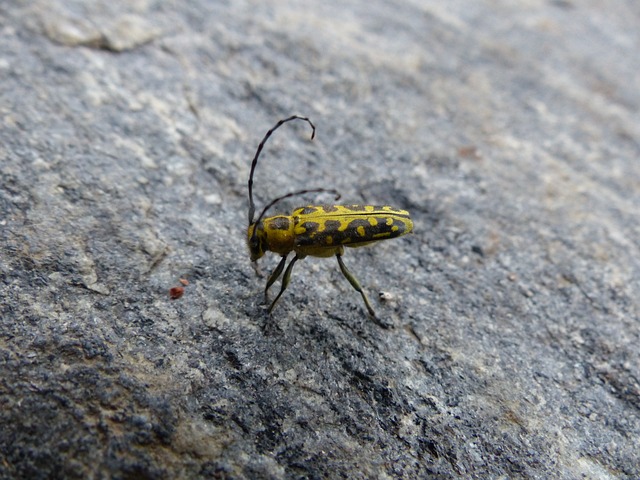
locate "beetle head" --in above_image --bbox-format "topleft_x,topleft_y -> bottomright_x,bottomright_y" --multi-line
247,222 -> 266,261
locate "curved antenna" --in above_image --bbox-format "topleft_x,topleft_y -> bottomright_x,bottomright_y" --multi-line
250,188 -> 341,246
248,115 -> 316,224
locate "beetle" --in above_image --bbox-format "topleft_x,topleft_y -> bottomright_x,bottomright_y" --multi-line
247,115 -> 413,320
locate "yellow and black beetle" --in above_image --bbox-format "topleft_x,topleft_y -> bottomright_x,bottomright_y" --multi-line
247,115 -> 413,320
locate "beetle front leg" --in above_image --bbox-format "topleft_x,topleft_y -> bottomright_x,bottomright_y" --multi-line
264,255 -> 288,300
336,253 -> 376,318
268,255 -> 300,314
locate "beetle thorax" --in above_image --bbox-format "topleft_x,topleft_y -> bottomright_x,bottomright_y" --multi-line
248,215 -> 295,260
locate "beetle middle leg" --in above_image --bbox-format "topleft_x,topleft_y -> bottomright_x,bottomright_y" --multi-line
336,253 -> 376,318
264,255 -> 288,299
268,255 -> 300,313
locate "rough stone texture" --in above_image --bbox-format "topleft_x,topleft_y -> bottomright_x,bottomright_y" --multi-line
1,0 -> 639,478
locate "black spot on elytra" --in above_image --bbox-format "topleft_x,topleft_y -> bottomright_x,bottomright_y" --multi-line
324,220 -> 341,230
321,205 -> 339,213
343,205 -> 368,212
300,221 -> 320,233
298,206 -> 318,215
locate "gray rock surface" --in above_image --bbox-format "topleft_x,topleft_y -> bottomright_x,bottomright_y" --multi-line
1,0 -> 639,478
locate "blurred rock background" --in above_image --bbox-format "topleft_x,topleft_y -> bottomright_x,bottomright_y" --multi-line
1,0 -> 638,478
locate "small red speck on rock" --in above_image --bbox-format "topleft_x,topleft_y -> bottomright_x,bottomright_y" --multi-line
170,286 -> 185,299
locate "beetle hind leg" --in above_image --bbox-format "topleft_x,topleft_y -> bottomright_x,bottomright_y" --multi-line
336,253 -> 376,318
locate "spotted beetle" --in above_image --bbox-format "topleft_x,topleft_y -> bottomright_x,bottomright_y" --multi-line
247,115 -> 413,320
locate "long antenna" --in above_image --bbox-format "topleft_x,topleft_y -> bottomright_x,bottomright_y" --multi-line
248,115 -> 316,225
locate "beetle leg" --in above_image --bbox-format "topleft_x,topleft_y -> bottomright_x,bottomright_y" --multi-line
268,255 -> 300,313
264,255 -> 288,299
336,253 -> 376,318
